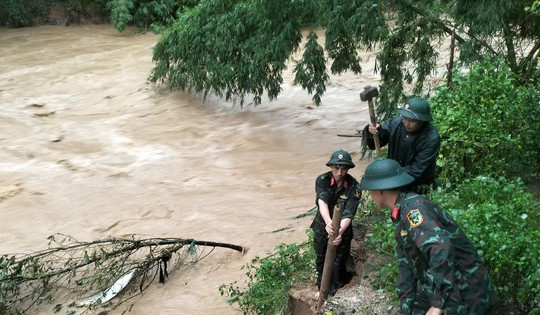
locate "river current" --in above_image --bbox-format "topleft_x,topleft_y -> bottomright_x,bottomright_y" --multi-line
0,25 -> 378,314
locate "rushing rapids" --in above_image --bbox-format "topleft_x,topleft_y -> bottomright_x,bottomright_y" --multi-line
0,25 -> 380,314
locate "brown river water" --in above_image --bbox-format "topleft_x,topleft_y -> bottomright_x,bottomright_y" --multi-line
0,25 -> 379,314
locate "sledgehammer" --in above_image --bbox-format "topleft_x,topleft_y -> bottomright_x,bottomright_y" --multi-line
360,86 -> 382,157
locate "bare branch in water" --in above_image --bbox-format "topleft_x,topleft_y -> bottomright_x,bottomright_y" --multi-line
0,234 -> 245,314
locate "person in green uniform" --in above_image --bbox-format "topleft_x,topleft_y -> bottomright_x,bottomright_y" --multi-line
311,150 -> 361,297
358,159 -> 498,315
362,97 -> 440,193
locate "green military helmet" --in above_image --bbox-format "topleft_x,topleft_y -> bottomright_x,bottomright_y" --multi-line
326,150 -> 355,168
359,159 -> 414,190
396,97 -> 432,122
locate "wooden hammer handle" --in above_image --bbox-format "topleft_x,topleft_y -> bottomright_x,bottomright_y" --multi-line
368,99 -> 382,157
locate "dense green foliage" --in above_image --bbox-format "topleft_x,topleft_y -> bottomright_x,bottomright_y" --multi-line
106,0 -> 198,32
0,0 -> 48,27
0,0 -> 195,32
363,216 -> 398,294
0,0 -> 111,26
432,177 -> 540,313
219,239 -> 315,315
528,0 -> 540,13
150,0 -> 316,106
431,59 -> 540,187
149,0 -> 539,113
3,0 -> 538,113
294,32 -> 330,105
364,56 -> 540,314
106,0 -> 133,31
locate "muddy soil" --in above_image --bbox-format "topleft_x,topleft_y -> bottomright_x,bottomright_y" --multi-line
289,222 -> 397,315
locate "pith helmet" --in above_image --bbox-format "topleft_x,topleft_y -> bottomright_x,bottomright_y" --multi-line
359,159 -> 414,190
326,150 -> 355,168
396,97 -> 432,122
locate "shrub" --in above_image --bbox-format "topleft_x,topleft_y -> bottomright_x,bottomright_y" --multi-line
106,0 -> 134,31
0,0 -> 48,27
132,0 -> 180,32
431,59 -> 540,187
431,176 -> 540,314
106,0 -> 197,32
219,238 -> 315,315
357,193 -> 398,294
364,217 -> 394,257
0,0 -> 111,27
364,216 -> 398,295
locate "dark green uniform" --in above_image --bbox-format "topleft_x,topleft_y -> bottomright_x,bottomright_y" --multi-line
392,192 -> 498,314
363,116 -> 441,192
311,171 -> 361,294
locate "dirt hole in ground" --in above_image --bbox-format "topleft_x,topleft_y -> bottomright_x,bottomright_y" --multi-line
288,222 -> 372,314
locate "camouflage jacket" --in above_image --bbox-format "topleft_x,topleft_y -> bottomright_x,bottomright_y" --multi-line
392,192 -> 497,315
311,172 -> 361,230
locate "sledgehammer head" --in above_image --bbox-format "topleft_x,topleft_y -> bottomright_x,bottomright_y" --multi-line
360,85 -> 379,101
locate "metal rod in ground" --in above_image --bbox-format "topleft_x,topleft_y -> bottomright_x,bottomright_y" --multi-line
317,203 -> 343,309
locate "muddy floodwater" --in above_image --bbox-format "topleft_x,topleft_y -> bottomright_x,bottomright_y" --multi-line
0,25 -> 378,314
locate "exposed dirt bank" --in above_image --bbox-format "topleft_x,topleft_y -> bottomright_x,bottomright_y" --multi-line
288,222 -> 397,315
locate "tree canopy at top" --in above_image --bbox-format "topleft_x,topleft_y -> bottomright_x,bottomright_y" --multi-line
149,0 -> 539,115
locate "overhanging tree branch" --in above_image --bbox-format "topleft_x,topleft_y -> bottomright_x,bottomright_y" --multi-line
397,0 -> 465,44
502,23 -> 519,72
397,0 -> 500,57
521,40 -> 540,77
149,0 -> 538,108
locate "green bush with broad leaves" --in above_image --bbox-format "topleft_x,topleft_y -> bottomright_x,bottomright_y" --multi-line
363,216 -> 398,294
219,238 -> 315,315
131,0 -> 185,33
430,59 -> 540,188
430,176 -> 540,314
349,57 -> 540,314
356,194 -> 398,295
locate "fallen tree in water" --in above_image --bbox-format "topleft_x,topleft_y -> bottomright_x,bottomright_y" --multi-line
0,234 -> 244,314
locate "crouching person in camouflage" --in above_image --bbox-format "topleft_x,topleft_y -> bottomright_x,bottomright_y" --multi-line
358,159 -> 498,315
